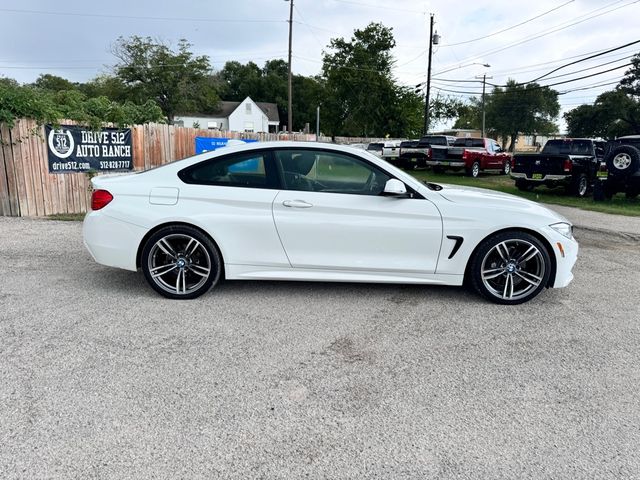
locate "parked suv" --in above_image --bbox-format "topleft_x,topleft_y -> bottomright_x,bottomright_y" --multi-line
599,135 -> 640,199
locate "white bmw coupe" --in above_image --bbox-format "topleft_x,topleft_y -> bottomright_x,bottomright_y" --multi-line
83,141 -> 578,304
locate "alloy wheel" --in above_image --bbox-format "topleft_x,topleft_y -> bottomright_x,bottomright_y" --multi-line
613,153 -> 632,171
147,233 -> 212,296
480,239 -> 546,302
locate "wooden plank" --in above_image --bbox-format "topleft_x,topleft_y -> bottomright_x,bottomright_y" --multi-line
17,120 -> 39,216
9,122 -> 30,216
23,120 -> 46,216
1,124 -> 20,216
34,125 -> 54,215
0,125 -> 11,215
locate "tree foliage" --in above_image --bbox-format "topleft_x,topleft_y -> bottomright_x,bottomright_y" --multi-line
0,77 -> 164,128
484,80 -> 559,150
565,53 -> 640,138
112,36 -> 218,121
321,22 -> 421,137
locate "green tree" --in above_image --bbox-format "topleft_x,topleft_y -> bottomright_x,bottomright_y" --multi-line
453,97 -> 482,130
321,22 -> 416,137
484,80 -> 559,151
565,90 -> 640,138
112,36 -> 218,121
619,52 -> 640,96
1,77 -> 164,129
32,74 -> 78,92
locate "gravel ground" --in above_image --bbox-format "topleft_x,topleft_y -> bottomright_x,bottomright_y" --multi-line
1,212 -> 639,479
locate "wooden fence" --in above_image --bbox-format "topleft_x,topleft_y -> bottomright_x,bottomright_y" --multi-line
0,119 -> 349,217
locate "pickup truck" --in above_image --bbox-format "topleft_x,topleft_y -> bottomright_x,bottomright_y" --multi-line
510,138 -> 606,197
425,137 -> 511,177
399,135 -> 456,169
381,140 -> 403,165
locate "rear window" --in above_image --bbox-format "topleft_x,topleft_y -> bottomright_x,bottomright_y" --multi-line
367,143 -> 383,151
418,136 -> 448,146
453,138 -> 485,148
542,140 -> 593,155
400,141 -> 418,148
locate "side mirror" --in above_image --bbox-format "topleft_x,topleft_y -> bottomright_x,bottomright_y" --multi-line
383,178 -> 407,197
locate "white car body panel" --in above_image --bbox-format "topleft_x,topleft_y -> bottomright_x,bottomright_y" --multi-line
83,141 -> 578,292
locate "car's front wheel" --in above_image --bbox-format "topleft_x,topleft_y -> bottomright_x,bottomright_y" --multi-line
469,231 -> 551,305
467,161 -> 481,178
141,225 -> 222,299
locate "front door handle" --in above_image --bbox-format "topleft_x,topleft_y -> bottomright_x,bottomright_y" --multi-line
282,199 -> 313,208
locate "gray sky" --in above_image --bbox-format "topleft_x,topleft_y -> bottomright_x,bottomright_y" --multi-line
1,0 -> 639,129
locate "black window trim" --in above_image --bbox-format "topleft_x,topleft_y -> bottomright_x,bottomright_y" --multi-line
177,148 -> 282,190
269,146 -> 425,199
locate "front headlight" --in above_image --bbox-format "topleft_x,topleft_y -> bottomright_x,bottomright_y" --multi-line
550,222 -> 573,239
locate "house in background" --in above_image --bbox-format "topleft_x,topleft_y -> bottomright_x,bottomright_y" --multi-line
174,96 -> 280,133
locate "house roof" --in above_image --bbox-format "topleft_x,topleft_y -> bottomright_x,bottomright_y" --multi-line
210,99 -> 280,123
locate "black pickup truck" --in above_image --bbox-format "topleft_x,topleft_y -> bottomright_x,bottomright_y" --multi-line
510,138 -> 606,197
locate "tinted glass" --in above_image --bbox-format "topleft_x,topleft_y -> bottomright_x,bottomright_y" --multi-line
179,151 -> 277,188
453,138 -> 485,148
367,143 -> 384,151
418,136 -> 448,146
275,149 -> 391,195
541,140 -> 593,155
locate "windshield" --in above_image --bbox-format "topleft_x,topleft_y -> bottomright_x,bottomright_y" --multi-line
453,138 -> 485,148
541,140 -> 593,155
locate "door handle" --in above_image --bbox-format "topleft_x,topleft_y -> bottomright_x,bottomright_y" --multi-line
282,199 -> 313,208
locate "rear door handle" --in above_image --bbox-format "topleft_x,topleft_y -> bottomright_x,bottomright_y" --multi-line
282,200 -> 313,208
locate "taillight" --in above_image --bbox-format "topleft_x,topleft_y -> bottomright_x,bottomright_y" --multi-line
462,150 -> 468,160
91,189 -> 113,210
563,159 -> 573,172
427,148 -> 432,158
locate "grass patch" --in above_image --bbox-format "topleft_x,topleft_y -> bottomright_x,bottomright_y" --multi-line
47,213 -> 86,221
408,170 -> 640,217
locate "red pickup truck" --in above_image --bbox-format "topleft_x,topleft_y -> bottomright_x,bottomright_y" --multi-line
425,137 -> 512,177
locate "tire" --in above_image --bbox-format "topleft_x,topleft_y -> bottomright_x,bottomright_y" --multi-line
515,179 -> 534,192
605,145 -> 640,177
501,160 -> 511,176
432,166 -> 444,174
567,173 -> 588,197
466,161 -> 481,178
141,225 -> 222,299
469,231 -> 552,305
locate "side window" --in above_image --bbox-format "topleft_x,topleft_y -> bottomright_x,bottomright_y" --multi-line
275,149 -> 391,195
179,151 -> 278,189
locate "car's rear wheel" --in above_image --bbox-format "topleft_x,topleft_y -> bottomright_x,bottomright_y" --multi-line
568,173 -> 588,197
515,179 -> 535,192
141,225 -> 222,299
467,161 -> 480,178
469,231 -> 551,305
501,161 -> 511,175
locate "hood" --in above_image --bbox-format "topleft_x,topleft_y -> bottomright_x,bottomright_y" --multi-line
435,183 -> 569,223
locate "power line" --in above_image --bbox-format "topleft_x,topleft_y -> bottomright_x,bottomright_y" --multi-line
529,39 -> 640,82
432,0 -> 637,75
440,0 -> 575,47
0,7 -> 284,23
327,0 -> 425,14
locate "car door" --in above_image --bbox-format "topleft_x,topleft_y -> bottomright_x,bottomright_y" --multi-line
271,148 -> 443,273
177,149 -> 289,268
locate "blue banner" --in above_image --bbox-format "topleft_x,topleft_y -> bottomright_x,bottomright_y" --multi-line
195,137 -> 258,154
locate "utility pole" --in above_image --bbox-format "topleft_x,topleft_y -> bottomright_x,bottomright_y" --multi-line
476,72 -> 493,138
316,106 -> 320,141
423,14 -> 434,136
286,0 -> 294,134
